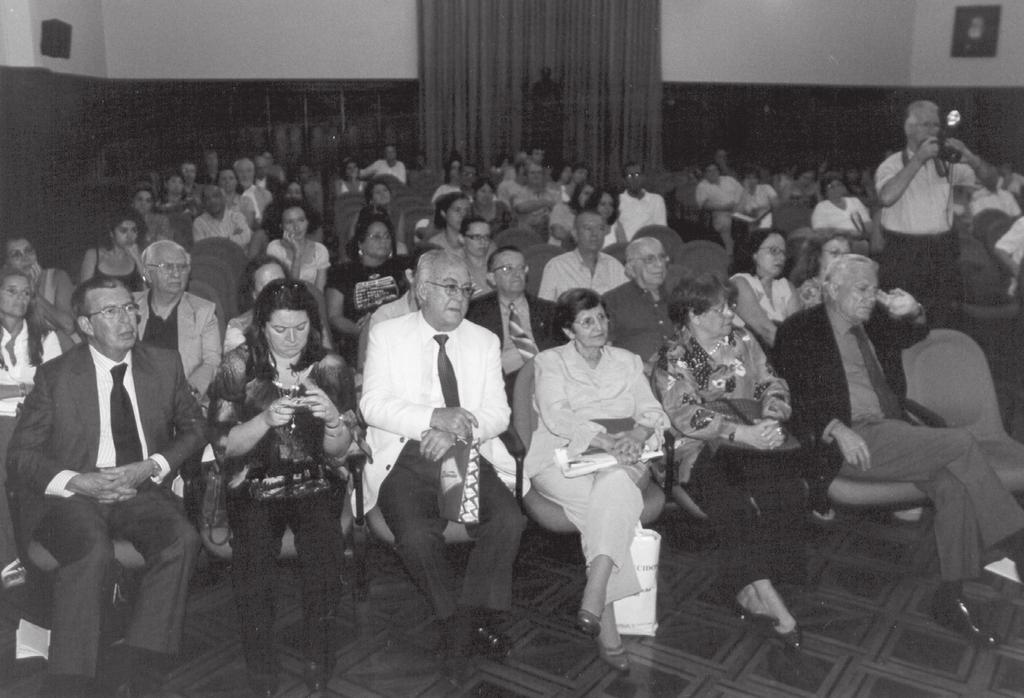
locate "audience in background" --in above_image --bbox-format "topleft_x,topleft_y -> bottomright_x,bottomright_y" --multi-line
136,240 -> 221,401
5,236 -> 76,349
587,187 -> 626,248
737,165 -> 777,230
266,205 -> 329,291
604,237 -> 675,367
360,143 -> 407,184
427,192 -> 472,252
458,216 -> 496,296
512,159 -> 560,235
730,228 -> 800,348
538,210 -> 628,300
618,161 -> 667,242
224,255 -> 288,353
131,183 -> 173,245
471,177 -> 514,235
811,172 -> 872,239
334,157 -> 364,197
80,208 -> 147,292
695,162 -> 743,255
192,184 -> 254,255
789,232 -> 852,308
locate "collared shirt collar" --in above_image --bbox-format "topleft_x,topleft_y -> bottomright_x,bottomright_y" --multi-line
89,342 -> 134,373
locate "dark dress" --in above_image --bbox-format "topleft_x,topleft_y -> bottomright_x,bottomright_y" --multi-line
652,327 -> 808,595
207,347 -> 355,671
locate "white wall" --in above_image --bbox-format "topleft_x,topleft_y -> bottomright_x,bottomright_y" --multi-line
0,0 -> 107,76
660,0 -> 916,85
100,0 -> 418,80
910,0 -> 1024,86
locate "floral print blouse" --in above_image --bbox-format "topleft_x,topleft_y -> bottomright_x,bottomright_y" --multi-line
652,327 -> 790,479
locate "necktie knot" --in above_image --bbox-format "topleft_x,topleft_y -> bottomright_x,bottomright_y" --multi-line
434,334 -> 448,349
111,363 -> 128,385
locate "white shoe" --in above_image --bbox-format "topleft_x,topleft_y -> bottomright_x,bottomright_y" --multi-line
893,507 -> 924,523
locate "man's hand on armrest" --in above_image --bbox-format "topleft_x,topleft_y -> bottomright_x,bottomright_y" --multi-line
830,423 -> 871,471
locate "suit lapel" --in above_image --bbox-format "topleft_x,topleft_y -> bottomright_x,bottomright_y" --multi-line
68,345 -> 101,467
130,346 -> 160,445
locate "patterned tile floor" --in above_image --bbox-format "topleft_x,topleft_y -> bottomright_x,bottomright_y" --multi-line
2,505 -> 1024,697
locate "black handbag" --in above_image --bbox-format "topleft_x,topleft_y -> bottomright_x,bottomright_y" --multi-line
702,398 -> 803,484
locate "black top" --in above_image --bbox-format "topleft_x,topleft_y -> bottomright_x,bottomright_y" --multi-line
326,256 -> 412,322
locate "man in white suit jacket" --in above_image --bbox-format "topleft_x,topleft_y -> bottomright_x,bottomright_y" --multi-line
361,250 -> 525,676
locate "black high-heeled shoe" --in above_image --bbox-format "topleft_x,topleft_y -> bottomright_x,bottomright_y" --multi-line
774,624 -> 803,650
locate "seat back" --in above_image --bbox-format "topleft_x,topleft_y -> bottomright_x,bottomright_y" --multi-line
678,240 -> 730,280
603,242 -> 628,264
494,226 -> 546,251
523,244 -> 563,298
902,329 -> 1004,440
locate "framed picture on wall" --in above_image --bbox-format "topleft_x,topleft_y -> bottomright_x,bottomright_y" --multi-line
951,5 -> 1000,57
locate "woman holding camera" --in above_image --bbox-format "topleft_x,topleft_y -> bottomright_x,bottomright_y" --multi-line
207,279 -> 355,696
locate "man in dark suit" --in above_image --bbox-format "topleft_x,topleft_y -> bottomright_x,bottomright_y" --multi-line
774,254 -> 1024,646
466,245 -> 558,401
10,276 -> 205,696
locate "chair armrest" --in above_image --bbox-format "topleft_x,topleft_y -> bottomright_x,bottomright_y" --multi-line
498,430 -> 527,505
347,453 -> 368,526
661,429 -> 676,494
904,399 -> 947,429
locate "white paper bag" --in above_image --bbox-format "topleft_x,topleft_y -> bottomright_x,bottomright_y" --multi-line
613,526 -> 660,636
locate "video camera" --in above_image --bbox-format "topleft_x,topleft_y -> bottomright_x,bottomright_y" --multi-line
937,110 -> 962,163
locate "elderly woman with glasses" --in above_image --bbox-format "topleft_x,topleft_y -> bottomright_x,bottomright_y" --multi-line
730,228 -> 801,348
652,273 -> 807,650
135,240 -> 221,401
524,288 -> 669,672
208,279 -> 355,695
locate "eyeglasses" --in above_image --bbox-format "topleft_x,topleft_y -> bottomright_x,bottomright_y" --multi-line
707,303 -> 736,317
758,246 -> 786,257
491,264 -> 528,275
574,313 -> 608,329
463,233 -> 492,243
146,262 -> 191,274
87,302 -> 140,321
7,247 -> 34,259
628,253 -> 669,266
365,232 -> 392,241
625,172 -> 642,178
425,280 -> 475,299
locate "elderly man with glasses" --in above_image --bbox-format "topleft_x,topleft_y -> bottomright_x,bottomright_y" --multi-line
360,249 -> 524,684
135,240 -> 221,401
604,237 -> 676,368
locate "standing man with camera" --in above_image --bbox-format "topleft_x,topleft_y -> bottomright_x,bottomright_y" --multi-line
875,100 -> 997,327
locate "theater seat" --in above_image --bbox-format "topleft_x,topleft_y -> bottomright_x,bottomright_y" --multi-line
828,329 -> 1024,507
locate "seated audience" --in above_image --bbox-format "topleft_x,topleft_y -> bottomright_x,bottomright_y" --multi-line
80,208 -> 147,293
9,276 -> 203,696
267,205 -> 329,291
431,154 -> 464,203
652,273 -> 805,649
471,177 -> 514,235
811,173 -> 872,238
192,184 -> 254,255
218,167 -> 258,230
360,250 -> 524,681
234,157 -> 272,226
993,215 -> 1024,291
5,235 -> 76,348
207,279 -> 354,696
224,255 -> 287,353
779,166 -> 820,207
426,191 -> 472,252
0,265 -> 63,589
585,187 -> 627,248
297,163 -> 324,216
496,159 -> 528,206
131,182 -> 173,244
136,241 -> 221,400
351,178 -> 399,253
360,143 -> 407,184
333,157 -> 364,197
466,245 -> 557,399
970,181 -> 1022,219
180,159 -> 201,201
695,162 -> 743,255
458,216 -> 496,296
730,228 -> 800,347
326,213 -> 409,357
789,232 -> 852,308
997,161 -> 1024,200
737,165 -> 777,230
525,288 -> 668,672
511,160 -> 560,235
774,254 -> 1024,646
538,210 -> 628,301
263,181 -> 324,243
550,180 -> 595,243
618,162 -> 667,242
604,237 -> 675,366
156,170 -> 199,246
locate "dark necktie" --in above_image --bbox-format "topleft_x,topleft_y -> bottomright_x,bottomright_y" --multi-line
508,303 -> 539,361
851,325 -> 902,419
433,334 -> 478,523
110,364 -> 143,466
434,334 -> 460,407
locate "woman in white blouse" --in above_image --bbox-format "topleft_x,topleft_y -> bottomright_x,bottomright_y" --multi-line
811,173 -> 872,239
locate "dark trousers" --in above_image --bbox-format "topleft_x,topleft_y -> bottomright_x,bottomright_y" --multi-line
32,485 -> 199,677
688,451 -> 807,595
879,229 -> 961,328
225,489 -> 341,671
377,443 -> 525,619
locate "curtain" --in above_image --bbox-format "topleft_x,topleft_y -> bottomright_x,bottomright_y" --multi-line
418,0 -> 662,184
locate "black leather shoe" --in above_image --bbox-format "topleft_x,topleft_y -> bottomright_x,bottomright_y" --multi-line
246,671 -> 279,697
775,625 -> 803,651
468,623 -> 513,658
930,595 -> 1000,647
